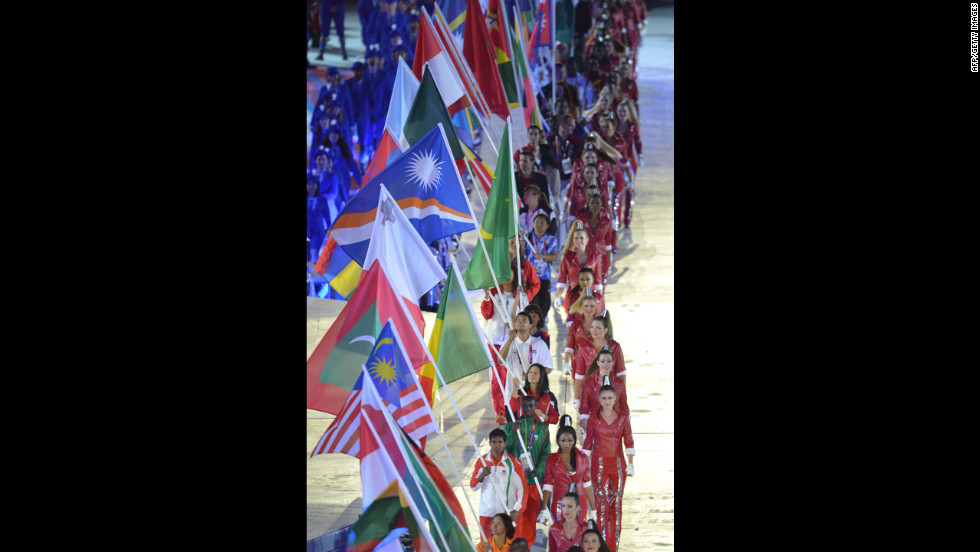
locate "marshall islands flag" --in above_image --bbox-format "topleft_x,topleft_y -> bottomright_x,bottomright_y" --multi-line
328,123 -> 477,267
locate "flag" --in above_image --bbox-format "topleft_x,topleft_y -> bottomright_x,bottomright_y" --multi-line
486,0 -> 519,111
509,11 -> 546,132
345,477 -> 438,552
428,256 -> 494,387
329,123 -> 476,268
515,0 -> 535,31
383,57 -> 420,144
526,0 -> 553,64
461,142 -> 493,196
438,0 -> 467,35
312,234 -> 362,299
311,319 -> 440,458
306,261 -> 430,415
359,376 -> 479,552
362,127 -> 405,186
462,120 -> 517,290
488,0 -> 529,148
362,184 -> 446,304
461,0 -> 510,120
401,69 -> 468,175
412,8 -> 470,117
431,5 -> 496,124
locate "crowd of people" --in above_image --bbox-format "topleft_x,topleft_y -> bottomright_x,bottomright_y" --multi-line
308,1 -> 649,550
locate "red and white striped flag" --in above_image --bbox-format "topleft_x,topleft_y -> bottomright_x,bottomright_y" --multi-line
310,319 -> 439,458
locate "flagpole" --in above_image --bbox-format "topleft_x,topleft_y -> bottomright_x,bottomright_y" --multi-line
383,322 -> 492,550
408,304 -> 546,519
423,6 -> 500,157
438,122 -> 506,302
463,153 -> 489,213
397,292 -> 526,533
501,3 -> 524,114
507,115 -> 526,311
359,375 -> 459,552
551,0 -> 556,114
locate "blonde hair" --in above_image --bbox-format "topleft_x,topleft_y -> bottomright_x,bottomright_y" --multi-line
561,222 -> 589,258
568,288 -> 598,314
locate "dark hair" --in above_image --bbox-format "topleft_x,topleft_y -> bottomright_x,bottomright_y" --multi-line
562,491 -> 581,506
489,428 -> 507,442
523,303 -> 544,328
567,547 -> 584,552
515,310 -> 532,324
307,178 -> 321,196
519,150 -> 536,160
581,528 -> 612,552
556,422 -> 578,472
590,312 -> 613,340
585,348 -> 616,380
509,538 -> 529,552
493,513 -> 516,539
522,363 -> 550,397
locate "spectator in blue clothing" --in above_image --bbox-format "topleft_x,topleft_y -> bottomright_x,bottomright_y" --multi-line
316,66 -> 355,127
323,125 -> 362,196
348,61 -> 378,161
389,43 -> 413,69
358,0 -> 378,48
307,173 -> 331,262
524,213 -> 560,323
311,149 -> 348,226
316,0 -> 348,60
407,13 -> 419,46
363,46 -> 390,137
369,0 -> 409,59
323,100 -> 354,146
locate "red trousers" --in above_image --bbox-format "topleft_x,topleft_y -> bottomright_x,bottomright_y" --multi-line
514,484 -> 541,544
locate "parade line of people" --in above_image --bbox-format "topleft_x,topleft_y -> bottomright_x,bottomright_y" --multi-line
308,1 -> 649,551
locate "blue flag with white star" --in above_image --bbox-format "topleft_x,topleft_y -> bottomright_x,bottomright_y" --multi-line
328,124 -> 477,266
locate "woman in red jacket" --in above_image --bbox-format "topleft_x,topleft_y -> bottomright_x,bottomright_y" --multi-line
578,350 -> 629,435
597,114 -> 631,229
508,363 -> 559,425
563,294 -> 600,383
565,268 -> 605,317
571,313 -> 626,411
581,385 -> 635,552
542,415 -> 597,526
584,192 -> 615,282
556,225 -> 604,310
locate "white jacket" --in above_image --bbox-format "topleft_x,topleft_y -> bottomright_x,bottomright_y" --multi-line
470,451 -> 525,517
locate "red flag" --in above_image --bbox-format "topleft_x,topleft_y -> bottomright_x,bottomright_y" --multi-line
306,261 -> 428,414
362,127 -> 403,185
461,0 -> 510,120
412,9 -> 470,116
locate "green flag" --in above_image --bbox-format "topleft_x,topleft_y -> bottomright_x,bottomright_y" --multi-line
463,121 -> 517,290
427,257 -> 494,387
402,66 -> 465,172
